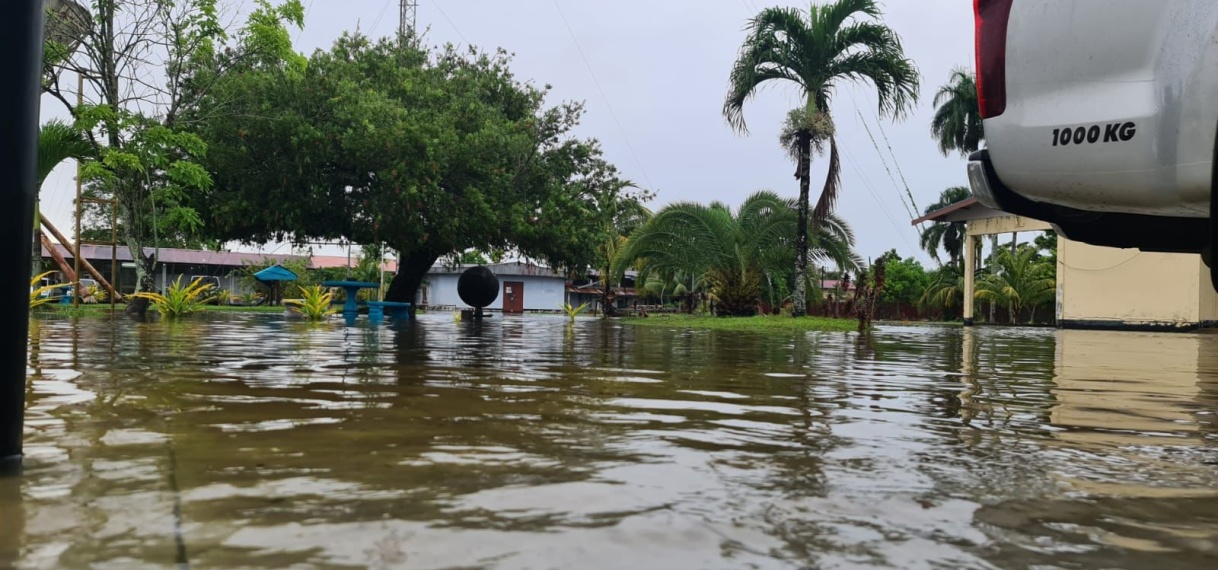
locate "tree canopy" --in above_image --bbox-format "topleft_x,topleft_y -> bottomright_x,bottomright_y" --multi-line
186,34 -> 639,303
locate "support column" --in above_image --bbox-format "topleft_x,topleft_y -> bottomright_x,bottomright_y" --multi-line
1,0 -> 45,471
963,234 -> 976,327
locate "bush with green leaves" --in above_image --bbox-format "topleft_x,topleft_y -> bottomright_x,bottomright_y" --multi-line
130,276 -> 215,318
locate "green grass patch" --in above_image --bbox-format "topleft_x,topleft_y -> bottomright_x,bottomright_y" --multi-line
622,313 -> 857,333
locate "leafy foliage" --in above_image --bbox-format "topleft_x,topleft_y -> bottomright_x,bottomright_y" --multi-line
614,191 -> 859,317
37,120 -> 93,186
187,34 -> 639,305
724,0 -> 919,316
561,302 -> 591,322
975,245 -> 1056,323
919,186 -> 971,267
285,285 -> 337,320
920,265 -> 965,316
29,272 -> 65,309
930,67 -> 983,157
130,276 -> 215,318
42,0 -> 306,315
876,250 -> 930,306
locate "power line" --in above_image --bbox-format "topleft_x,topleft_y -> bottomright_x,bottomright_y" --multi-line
432,0 -> 469,45
551,0 -> 655,192
369,0 -> 394,36
872,109 -> 920,215
855,107 -> 916,223
840,145 -> 921,255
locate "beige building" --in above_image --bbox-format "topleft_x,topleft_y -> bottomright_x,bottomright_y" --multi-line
916,198 -> 1218,330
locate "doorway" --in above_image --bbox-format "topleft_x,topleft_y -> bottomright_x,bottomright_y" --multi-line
503,281 -> 524,314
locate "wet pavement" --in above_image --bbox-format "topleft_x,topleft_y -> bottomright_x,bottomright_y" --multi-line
2,314 -> 1217,569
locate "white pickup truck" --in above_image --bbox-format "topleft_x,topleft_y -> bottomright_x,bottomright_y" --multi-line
968,0 -> 1218,285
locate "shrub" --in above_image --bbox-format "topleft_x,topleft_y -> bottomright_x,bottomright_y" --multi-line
130,277 -> 215,318
284,285 -> 337,321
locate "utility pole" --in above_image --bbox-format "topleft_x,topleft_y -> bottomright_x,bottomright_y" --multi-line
2,0 -> 46,472
398,0 -> 418,40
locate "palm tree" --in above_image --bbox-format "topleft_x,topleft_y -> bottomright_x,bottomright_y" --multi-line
614,191 -> 859,316
974,246 -> 1055,323
919,186 -> 971,266
724,0 -> 919,318
930,67 -> 983,157
33,120 -> 94,275
597,198 -> 651,316
919,265 -> 964,318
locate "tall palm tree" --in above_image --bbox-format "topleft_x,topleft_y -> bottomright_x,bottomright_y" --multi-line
974,246 -> 1055,323
930,67 -> 983,157
919,186 -> 971,266
33,120 -> 94,276
724,0 -> 919,318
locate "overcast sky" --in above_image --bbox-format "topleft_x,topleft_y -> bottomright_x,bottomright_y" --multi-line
39,0 -> 976,267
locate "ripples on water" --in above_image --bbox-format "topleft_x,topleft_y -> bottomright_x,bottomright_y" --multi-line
2,314 -> 1217,569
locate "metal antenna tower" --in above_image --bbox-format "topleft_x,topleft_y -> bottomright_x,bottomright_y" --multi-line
399,0 -> 417,39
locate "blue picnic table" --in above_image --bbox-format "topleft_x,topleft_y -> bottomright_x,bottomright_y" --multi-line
321,280 -> 380,319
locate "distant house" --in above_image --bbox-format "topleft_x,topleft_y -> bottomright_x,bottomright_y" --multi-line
40,244 -> 304,295
421,262 -> 568,313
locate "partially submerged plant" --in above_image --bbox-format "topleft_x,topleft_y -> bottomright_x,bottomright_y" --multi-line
29,271 -> 65,309
561,302 -> 590,322
130,276 -> 215,318
284,285 -> 337,321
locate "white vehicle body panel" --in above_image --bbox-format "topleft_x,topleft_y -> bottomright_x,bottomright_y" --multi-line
984,0 -> 1218,218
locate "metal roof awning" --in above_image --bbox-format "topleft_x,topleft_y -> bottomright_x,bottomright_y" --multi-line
911,197 -> 1009,225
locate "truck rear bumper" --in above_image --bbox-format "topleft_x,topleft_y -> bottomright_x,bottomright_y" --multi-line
967,150 -> 1208,254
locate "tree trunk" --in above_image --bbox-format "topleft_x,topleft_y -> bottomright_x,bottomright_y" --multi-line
384,249 -> 442,308
119,198 -> 156,316
792,131 -> 812,318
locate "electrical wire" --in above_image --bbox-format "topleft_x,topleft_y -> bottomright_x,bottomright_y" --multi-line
855,107 -> 916,222
369,0 -> 394,36
551,0 -> 656,192
839,145 -> 921,255
433,0 -> 470,46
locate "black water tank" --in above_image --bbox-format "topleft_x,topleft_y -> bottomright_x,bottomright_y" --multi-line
457,266 -> 499,308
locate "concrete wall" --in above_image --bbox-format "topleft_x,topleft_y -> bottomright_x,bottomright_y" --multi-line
1057,237 -> 1218,329
423,273 -> 566,312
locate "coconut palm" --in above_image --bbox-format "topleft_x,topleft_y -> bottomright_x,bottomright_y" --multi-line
919,186 -> 971,267
930,67 -> 983,157
974,246 -> 1055,323
724,0 -> 919,317
614,191 -> 859,316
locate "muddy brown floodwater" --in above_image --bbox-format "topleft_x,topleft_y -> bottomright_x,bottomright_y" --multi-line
2,314 -> 1217,569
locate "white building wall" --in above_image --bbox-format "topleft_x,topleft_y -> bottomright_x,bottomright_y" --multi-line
422,272 -> 566,312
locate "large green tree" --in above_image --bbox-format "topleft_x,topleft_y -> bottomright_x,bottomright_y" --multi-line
919,186 -> 971,267
930,67 -> 983,157
42,0 -> 305,314
724,0 -> 919,317
187,35 -> 637,304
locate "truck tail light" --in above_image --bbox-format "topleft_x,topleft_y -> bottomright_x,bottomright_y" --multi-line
974,0 -> 1014,118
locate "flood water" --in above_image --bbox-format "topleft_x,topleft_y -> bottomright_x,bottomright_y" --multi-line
3,314 -> 1218,569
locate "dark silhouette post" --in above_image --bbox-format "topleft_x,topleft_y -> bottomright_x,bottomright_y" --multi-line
1,0 -> 46,471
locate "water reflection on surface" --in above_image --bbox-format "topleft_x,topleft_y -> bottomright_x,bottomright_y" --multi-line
3,315 -> 1217,569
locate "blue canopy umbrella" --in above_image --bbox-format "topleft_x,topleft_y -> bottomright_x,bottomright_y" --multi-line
253,265 -> 297,305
